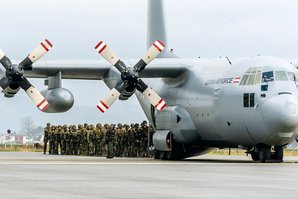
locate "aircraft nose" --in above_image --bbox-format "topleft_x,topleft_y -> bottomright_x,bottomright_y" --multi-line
262,95 -> 298,132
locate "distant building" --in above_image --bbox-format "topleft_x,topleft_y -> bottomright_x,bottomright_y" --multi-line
0,135 -> 28,145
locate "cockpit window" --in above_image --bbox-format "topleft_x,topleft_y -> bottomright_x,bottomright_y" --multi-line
262,71 -> 274,83
275,71 -> 288,81
287,72 -> 296,82
240,67 -> 261,85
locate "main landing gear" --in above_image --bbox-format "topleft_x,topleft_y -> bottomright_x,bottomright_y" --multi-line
250,144 -> 283,163
153,140 -> 184,160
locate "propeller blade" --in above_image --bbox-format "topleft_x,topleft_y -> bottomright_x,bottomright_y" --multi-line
0,77 -> 10,91
19,39 -> 53,70
0,49 -> 12,70
19,78 -> 49,111
134,40 -> 165,72
97,80 -> 128,113
136,79 -> 166,111
95,41 -> 127,72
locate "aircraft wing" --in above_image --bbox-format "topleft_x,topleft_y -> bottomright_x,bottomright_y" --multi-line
25,59 -> 187,80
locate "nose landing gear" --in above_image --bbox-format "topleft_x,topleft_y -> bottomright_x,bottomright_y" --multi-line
249,144 -> 283,163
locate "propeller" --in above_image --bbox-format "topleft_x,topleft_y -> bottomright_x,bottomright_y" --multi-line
0,39 -> 53,111
95,40 -> 166,113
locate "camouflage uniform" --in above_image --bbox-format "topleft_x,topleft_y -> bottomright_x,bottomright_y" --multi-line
106,124 -> 115,159
43,123 -> 51,154
72,126 -> 79,155
60,125 -> 68,155
49,126 -> 55,154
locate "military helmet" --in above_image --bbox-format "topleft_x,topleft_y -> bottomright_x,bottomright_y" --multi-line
46,123 -> 51,127
96,123 -> 102,128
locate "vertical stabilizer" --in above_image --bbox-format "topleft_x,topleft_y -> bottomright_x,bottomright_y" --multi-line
147,0 -> 179,58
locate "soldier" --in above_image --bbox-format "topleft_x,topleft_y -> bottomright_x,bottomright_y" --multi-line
122,124 -> 130,157
53,126 -> 60,155
127,124 -> 135,157
133,123 -> 142,157
114,124 -> 122,157
43,123 -> 51,154
65,125 -> 71,155
49,125 -> 56,155
60,125 -> 68,155
88,125 -> 96,156
140,121 -> 149,157
72,125 -> 79,155
94,124 -> 102,156
77,124 -> 84,155
106,124 -> 115,159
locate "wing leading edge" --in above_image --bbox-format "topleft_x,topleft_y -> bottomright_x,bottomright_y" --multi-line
24,59 -> 187,80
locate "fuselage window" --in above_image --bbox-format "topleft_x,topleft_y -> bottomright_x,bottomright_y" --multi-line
275,71 -> 288,81
262,71 -> 274,83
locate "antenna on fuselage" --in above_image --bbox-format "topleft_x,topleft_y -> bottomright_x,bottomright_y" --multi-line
226,57 -> 232,65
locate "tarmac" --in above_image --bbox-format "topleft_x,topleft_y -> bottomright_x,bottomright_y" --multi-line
0,152 -> 298,199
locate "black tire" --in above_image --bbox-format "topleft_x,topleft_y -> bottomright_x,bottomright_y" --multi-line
259,145 -> 272,163
154,151 -> 160,159
160,151 -> 168,160
251,151 -> 260,161
166,151 -> 180,160
273,146 -> 283,160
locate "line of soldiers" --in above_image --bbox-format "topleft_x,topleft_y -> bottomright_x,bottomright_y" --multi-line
43,121 -> 154,158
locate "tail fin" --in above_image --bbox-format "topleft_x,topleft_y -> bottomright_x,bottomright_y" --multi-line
147,0 -> 179,58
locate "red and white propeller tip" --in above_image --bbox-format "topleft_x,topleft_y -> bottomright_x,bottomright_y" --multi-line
143,87 -> 166,111
26,86 -> 49,111
28,39 -> 53,63
96,88 -> 121,113
95,41 -> 120,66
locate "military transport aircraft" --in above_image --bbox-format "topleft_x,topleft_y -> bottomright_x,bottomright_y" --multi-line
0,0 -> 298,163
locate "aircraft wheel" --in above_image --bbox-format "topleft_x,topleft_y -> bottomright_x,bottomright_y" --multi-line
251,151 -> 260,161
259,145 -> 271,163
154,151 -> 160,159
273,146 -> 283,161
159,151 -> 168,160
166,151 -> 178,160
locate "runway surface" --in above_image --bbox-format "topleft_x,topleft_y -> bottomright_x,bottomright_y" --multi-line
0,152 -> 298,199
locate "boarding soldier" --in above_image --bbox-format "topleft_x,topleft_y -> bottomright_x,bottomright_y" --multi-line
44,123 -> 51,154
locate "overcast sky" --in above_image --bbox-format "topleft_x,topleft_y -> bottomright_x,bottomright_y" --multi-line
0,0 -> 298,133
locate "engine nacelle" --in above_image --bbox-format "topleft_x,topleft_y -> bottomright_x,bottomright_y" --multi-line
3,84 -> 20,98
119,85 -> 136,100
153,130 -> 172,151
41,88 -> 74,113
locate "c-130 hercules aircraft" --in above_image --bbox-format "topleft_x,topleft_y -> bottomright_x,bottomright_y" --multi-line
0,0 -> 298,163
